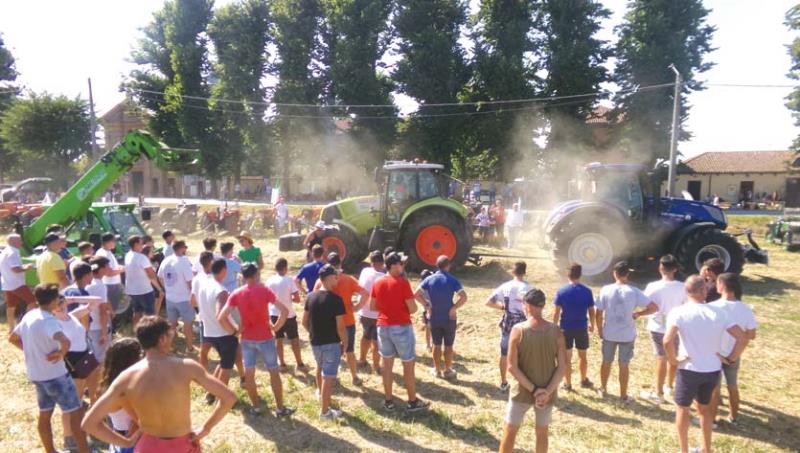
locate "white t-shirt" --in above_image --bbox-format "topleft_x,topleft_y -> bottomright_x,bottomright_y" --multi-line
266,274 -> 298,318
124,251 -> 153,296
13,309 -> 68,381
158,255 -> 194,303
490,279 -> 532,315
644,279 -> 686,334
506,209 -> 524,228
59,314 -> 88,352
197,278 -> 230,338
709,299 -> 758,356
192,253 -> 220,275
191,273 -> 209,301
358,267 -> 385,319
95,248 -> 122,285
667,302 -> 735,372
595,283 -> 652,343
0,245 -> 26,290
86,278 -> 109,332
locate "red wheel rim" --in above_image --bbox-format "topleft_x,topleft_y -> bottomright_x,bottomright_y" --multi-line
322,236 -> 347,261
415,225 -> 457,267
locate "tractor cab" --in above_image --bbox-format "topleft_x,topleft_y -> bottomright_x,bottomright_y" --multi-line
578,163 -> 654,223
377,160 -> 451,228
63,203 -> 147,256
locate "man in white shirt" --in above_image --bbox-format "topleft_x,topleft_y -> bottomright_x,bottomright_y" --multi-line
86,256 -> 112,363
158,240 -> 196,353
266,257 -> 306,371
664,275 -> 747,453
595,261 -> 657,402
274,196 -> 289,233
94,233 -> 125,320
641,254 -> 686,403
0,234 -> 34,330
505,203 -> 524,248
192,251 -> 214,373
357,251 -> 386,371
124,235 -> 163,326
197,258 -> 238,392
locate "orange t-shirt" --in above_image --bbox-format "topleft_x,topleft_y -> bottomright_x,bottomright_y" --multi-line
313,273 -> 363,326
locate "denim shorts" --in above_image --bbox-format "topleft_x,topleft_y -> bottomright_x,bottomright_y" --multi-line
430,319 -> 457,347
33,373 -> 81,413
241,339 -> 279,370
500,330 -> 510,356
166,300 -> 196,323
377,324 -> 416,362
601,340 -> 635,364
130,292 -> 155,315
313,342 -> 343,377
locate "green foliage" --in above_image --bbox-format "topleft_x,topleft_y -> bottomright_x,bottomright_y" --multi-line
450,149 -> 498,181
0,33 -> 20,179
613,0 -> 715,164
393,0 -> 470,168
0,93 -> 90,185
785,4 -> 800,150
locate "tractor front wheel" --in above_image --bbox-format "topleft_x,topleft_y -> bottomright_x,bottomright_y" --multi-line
675,228 -> 745,275
321,227 -> 367,273
402,212 -> 470,272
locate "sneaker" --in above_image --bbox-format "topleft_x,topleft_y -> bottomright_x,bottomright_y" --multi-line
639,390 -> 666,404
580,378 -> 594,389
383,400 -> 396,411
276,406 -> 296,417
278,364 -> 289,373
500,382 -> 510,392
443,368 -> 457,380
432,368 -> 443,378
727,416 -> 739,427
248,406 -> 264,416
596,389 -> 608,399
63,436 -> 77,451
297,363 -> 310,372
620,395 -> 635,404
320,408 -> 343,419
562,383 -> 574,392
205,392 -> 216,405
407,399 -> 431,412
352,376 -> 363,386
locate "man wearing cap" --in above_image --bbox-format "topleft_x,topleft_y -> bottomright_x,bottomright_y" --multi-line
313,252 -> 370,386
370,253 -> 430,412
500,289 -> 567,453
237,231 -> 263,270
594,261 -> 658,402
357,250 -> 386,372
303,221 -> 326,261
94,233 -> 125,318
36,233 -> 69,289
303,264 -> 348,419
157,240 -> 196,353
0,234 -> 34,330
415,255 -> 467,380
296,244 -> 326,295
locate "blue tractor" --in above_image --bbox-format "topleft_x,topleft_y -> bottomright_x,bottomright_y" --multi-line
543,163 -> 768,278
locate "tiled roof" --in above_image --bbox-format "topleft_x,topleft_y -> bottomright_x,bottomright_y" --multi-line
681,151 -> 800,174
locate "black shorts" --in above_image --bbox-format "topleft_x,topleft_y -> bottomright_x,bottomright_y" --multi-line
270,316 -> 299,340
563,328 -> 590,350
430,320 -> 457,347
674,369 -> 721,407
206,335 -> 239,370
361,317 -> 378,341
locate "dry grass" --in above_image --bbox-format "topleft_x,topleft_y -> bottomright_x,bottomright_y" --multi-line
1,215 -> 799,452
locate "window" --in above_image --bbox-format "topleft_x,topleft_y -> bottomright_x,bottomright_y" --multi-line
418,171 -> 439,199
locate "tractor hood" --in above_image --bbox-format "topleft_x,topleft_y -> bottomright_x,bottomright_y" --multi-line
319,196 -> 380,236
543,200 -> 625,236
658,197 -> 728,230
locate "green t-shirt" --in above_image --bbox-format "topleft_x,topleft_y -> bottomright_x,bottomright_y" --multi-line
238,246 -> 262,265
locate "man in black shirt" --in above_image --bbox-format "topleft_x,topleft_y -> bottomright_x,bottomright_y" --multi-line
302,265 -> 348,419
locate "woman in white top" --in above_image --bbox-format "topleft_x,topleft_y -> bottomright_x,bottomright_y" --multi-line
100,338 -> 143,453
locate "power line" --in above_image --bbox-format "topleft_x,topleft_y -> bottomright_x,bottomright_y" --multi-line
707,82 -> 796,88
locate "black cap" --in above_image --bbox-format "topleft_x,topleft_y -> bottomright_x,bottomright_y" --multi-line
318,264 -> 337,279
524,288 -> 546,307
613,260 -> 634,277
385,252 -> 405,267
327,252 -> 341,267
44,233 -> 61,245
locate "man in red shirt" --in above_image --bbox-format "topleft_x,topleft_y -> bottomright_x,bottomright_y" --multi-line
370,253 -> 430,412
219,263 -> 294,417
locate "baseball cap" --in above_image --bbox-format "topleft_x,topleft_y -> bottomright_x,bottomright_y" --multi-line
44,233 -> 61,245
613,260 -> 634,276
385,252 -> 405,267
524,288 -> 546,307
318,264 -> 337,279
327,252 -> 341,266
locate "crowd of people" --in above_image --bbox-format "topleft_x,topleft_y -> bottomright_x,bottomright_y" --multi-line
1,224 -> 759,453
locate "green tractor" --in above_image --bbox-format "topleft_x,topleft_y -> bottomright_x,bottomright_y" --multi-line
281,161 -> 472,271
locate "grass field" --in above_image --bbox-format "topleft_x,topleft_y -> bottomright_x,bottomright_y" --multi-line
1,216 -> 798,452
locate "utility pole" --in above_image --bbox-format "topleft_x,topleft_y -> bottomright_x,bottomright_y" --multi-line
667,65 -> 682,197
88,77 -> 99,160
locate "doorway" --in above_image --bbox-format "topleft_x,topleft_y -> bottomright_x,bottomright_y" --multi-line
687,180 -> 702,201
786,178 -> 800,208
739,181 -> 754,202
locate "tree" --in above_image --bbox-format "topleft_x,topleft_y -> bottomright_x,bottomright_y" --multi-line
613,0 -> 715,164
539,0 -> 610,155
393,0 -> 470,167
0,93 -> 90,186
786,4 -> 800,149
208,0 -> 271,185
0,33 -> 21,181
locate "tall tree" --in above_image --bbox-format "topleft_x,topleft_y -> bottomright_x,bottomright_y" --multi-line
613,0 -> 715,164
393,0 -> 470,167
208,0 -> 271,184
462,0 -> 540,179
786,4 -> 800,149
539,0 -> 610,154
0,33 -> 20,180
0,93 -> 90,186
320,0 -> 396,169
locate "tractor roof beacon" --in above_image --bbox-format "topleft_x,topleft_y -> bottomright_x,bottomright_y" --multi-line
282,160 -> 471,272
543,163 -> 768,278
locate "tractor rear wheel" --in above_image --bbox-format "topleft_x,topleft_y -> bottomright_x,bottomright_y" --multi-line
675,228 -> 745,275
321,227 -> 367,272
552,222 -> 622,280
402,212 -> 470,272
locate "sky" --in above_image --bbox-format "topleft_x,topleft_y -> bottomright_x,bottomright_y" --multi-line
0,0 -> 797,159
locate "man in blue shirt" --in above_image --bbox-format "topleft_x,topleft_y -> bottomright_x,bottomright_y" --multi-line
553,264 -> 596,391
415,255 -> 467,380
295,244 -> 326,295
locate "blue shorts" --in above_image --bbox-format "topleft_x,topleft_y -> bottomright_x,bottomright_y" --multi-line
377,324 -> 416,362
241,339 -> 279,370
313,342 -> 343,378
346,325 -> 356,353
500,330 -> 510,356
33,373 -> 81,413
130,292 -> 155,315
430,319 -> 457,347
166,300 -> 196,323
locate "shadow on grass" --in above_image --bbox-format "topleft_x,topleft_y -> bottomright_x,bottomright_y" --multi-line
556,397 -> 643,426
741,274 -> 800,298
241,413 -> 360,452
457,378 -> 507,402
372,405 -> 501,450
342,413 -> 448,453
720,400 -> 800,451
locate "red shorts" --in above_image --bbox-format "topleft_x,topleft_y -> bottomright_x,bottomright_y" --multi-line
4,286 -> 34,309
135,433 -> 201,453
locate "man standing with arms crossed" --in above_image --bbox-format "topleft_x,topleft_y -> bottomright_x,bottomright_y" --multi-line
415,255 -> 467,380
82,316 -> 236,452
371,253 -> 429,412
664,275 -> 747,453
158,241 -> 197,353
0,234 -> 34,330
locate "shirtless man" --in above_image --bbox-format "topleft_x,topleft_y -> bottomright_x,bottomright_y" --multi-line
82,316 -> 236,452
